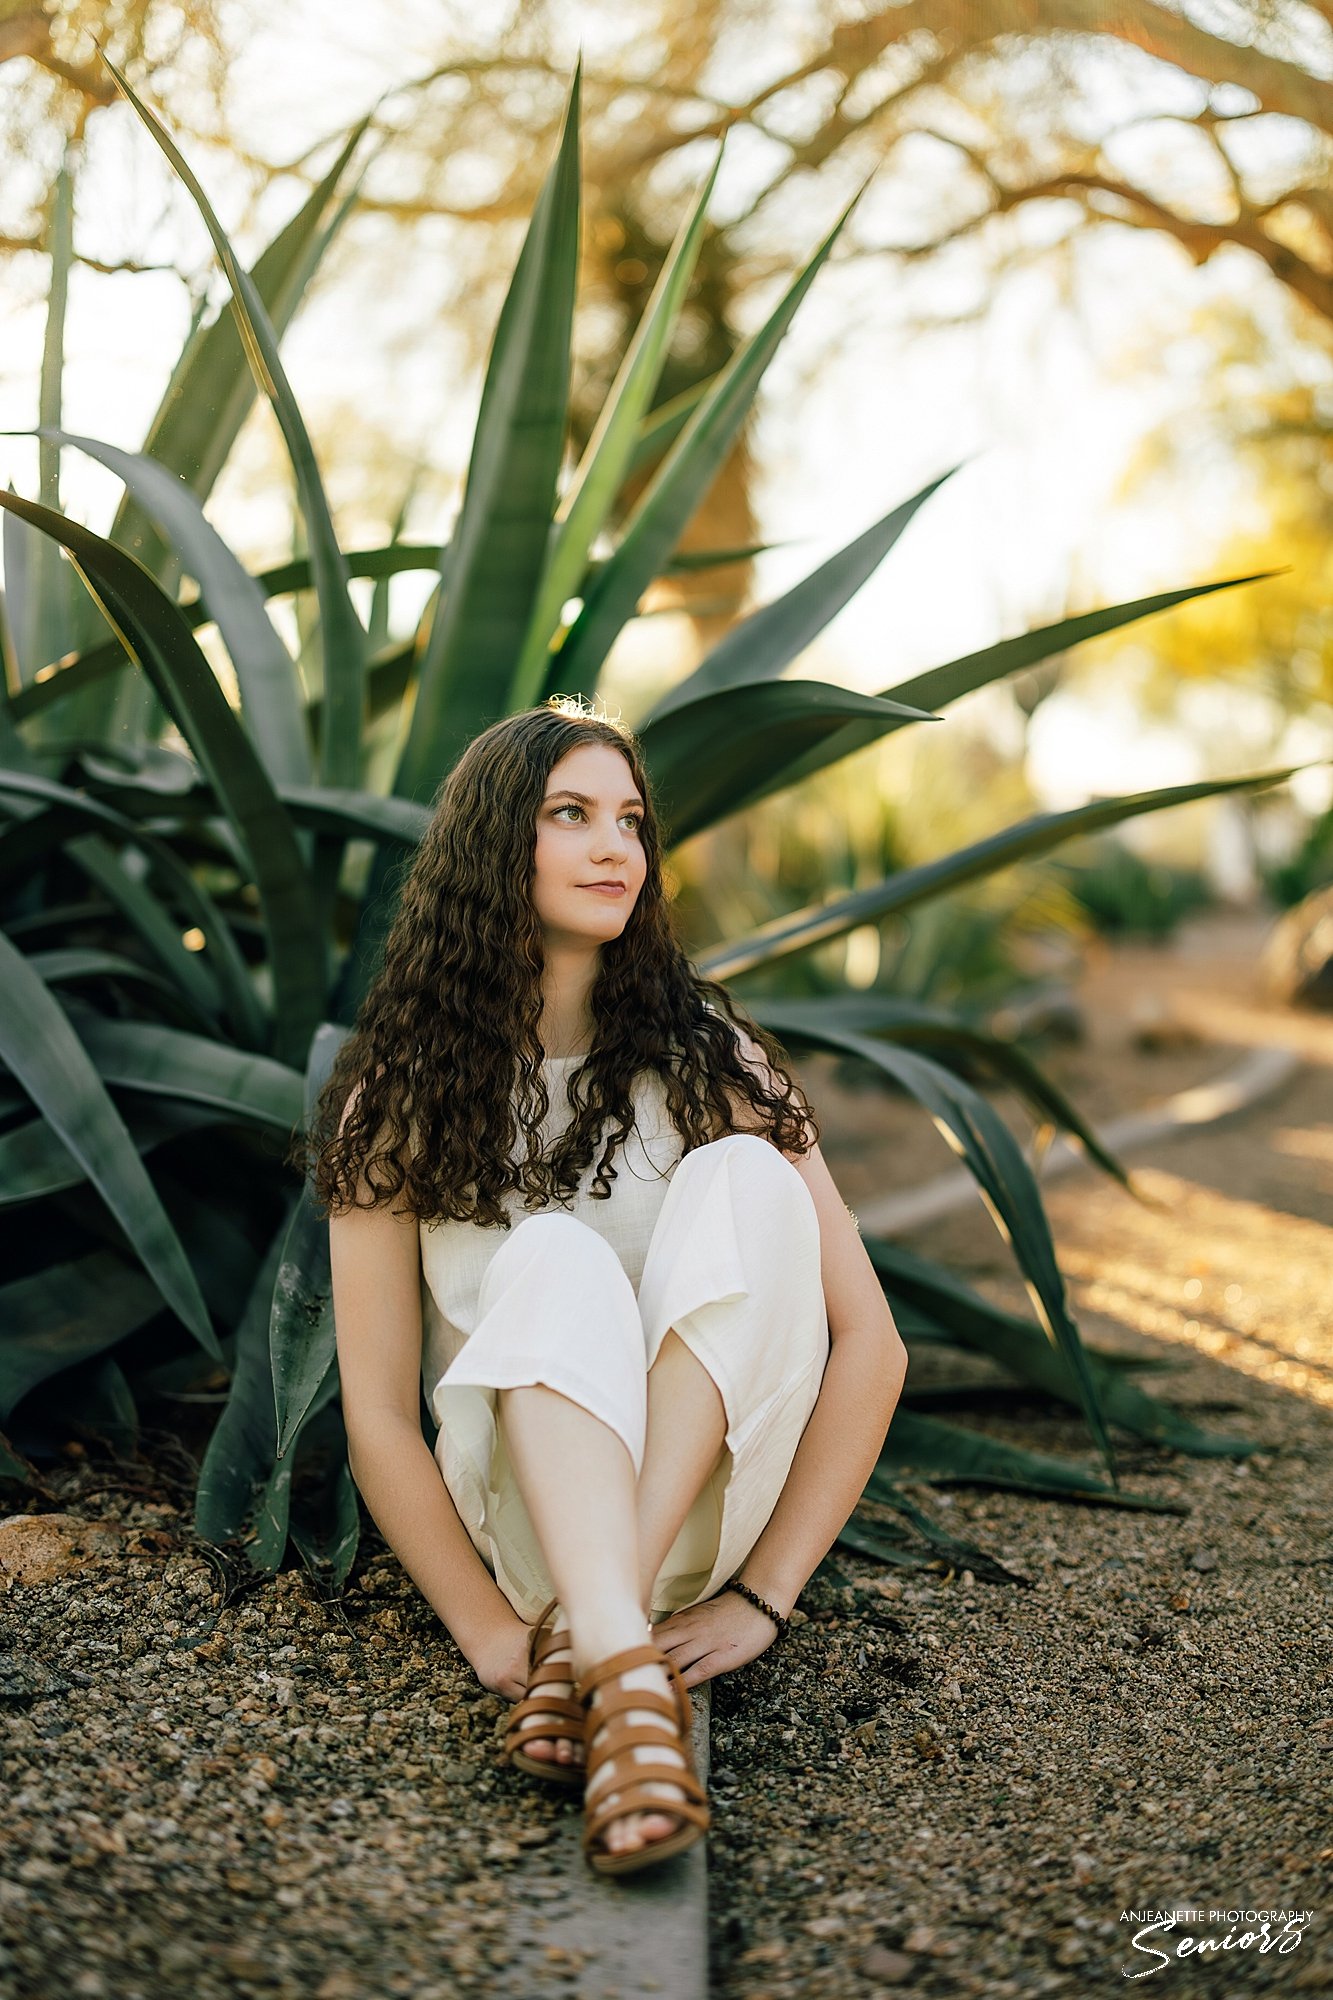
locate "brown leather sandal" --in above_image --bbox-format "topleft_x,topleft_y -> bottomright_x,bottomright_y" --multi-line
574,1640 -> 711,1876
500,1596 -> 584,1787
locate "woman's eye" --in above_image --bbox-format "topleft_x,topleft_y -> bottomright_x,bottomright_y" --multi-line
553,805 -> 642,830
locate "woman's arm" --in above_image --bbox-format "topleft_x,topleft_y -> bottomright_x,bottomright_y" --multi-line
329,1091 -> 527,1689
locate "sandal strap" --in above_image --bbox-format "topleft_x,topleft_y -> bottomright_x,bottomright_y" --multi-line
658,1653 -> 693,1733
530,1625 -> 571,1673
584,1782 -> 711,1850
585,1716 -> 693,1774
525,1597 -> 563,1673
573,1641 -> 663,1700
587,1761 -> 708,1809
584,1712 -> 688,1776
505,1692 -> 585,1733
585,1684 -> 679,1730
523,1656 -> 577,1698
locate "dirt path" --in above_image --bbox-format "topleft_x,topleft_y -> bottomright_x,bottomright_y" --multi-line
708,909 -> 1331,1997
0,911 -> 1328,1999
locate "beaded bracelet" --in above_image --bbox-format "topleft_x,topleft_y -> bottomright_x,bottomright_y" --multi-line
725,1577 -> 790,1637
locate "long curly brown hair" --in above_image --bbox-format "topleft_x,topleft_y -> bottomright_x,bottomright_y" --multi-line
297,700 -> 819,1227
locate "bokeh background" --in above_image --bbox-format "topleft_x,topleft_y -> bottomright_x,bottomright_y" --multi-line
4,0 -> 1331,964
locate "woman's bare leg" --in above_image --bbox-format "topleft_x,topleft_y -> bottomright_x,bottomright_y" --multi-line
636,1327 -> 728,1612
497,1382 -> 692,1858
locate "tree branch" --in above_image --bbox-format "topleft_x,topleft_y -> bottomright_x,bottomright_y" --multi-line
0,8 -> 116,104
884,152 -> 1333,322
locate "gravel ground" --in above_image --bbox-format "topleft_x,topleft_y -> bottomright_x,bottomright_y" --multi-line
2,913 -> 1329,1999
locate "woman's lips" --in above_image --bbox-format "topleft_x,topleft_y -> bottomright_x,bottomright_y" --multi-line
579,883 -> 627,896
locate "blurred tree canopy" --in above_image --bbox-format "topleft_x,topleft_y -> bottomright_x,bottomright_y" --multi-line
1109,289 -> 1333,717
3,0 -> 1331,678
9,1 -> 1333,362
0,1 -> 224,243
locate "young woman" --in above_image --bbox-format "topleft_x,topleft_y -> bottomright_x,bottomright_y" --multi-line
308,701 -> 908,1878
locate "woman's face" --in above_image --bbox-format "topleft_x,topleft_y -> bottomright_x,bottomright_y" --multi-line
531,742 -> 648,945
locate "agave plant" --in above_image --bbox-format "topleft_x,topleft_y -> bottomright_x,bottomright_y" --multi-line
0,57 -> 1295,1591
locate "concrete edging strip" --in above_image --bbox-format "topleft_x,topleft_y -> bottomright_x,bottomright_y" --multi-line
496,1679 -> 712,1998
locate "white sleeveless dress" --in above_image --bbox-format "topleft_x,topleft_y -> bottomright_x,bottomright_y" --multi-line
419,1052 -> 830,1624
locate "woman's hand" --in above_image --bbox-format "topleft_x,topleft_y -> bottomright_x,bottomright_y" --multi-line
464,1612 -> 531,1702
652,1590 -> 781,1688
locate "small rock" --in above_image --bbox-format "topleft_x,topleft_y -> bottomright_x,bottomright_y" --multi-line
738,1941 -> 787,1965
903,1923 -> 959,1956
859,1945 -> 916,1983
316,1976 -> 360,2000
1188,1550 -> 1218,1573
0,1654 -> 72,1705
0,1514 -> 124,1588
433,1761 -> 476,1783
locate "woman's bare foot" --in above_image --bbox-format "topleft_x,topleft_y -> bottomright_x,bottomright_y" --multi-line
576,1639 -> 691,1858
519,1609 -> 585,1770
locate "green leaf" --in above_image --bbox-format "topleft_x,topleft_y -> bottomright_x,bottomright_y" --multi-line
663,542 -> 785,574
639,679 -> 939,845
368,483 -> 419,652
623,378 -> 713,482
286,1399 -> 361,1587
700,766 -> 1312,980
394,63 -> 583,798
101,56 -> 367,791
4,160 -> 78,711
111,120 -> 368,583
555,181 -> 866,688
0,1252 -> 164,1423
31,429 -> 311,786
0,1095 -> 228,1207
0,934 -> 217,1358
247,1359 -> 342,1573
865,1234 -> 1259,1458
511,144 -> 723,704
195,1208 -> 289,1546
27,944 -> 215,1019
71,768 -> 429,854
870,1415 -> 1183,1510
254,542 -> 445,600
753,993 -> 1131,1189
754,570 -> 1284,807
642,468 -> 965,724
0,491 -> 324,1064
272,1022 -> 349,1458
835,1497 -> 1030,1584
749,1018 -> 1117,1474
70,1015 -> 304,1128
271,785 -> 428,849
59,1354 -> 139,1455
0,766 -> 269,1045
